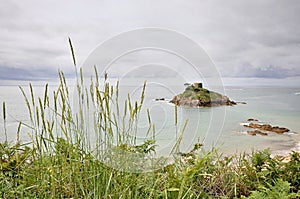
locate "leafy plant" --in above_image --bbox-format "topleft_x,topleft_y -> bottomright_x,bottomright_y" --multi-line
242,179 -> 300,199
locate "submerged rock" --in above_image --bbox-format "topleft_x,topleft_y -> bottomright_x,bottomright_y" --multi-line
247,130 -> 268,136
170,84 -> 236,107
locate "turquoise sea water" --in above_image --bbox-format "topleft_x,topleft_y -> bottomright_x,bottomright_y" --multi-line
128,85 -> 300,156
0,83 -> 299,156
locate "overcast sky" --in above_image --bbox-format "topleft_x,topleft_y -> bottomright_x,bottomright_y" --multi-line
0,0 -> 300,85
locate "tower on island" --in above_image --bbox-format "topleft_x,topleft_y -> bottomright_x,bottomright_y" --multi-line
193,82 -> 202,89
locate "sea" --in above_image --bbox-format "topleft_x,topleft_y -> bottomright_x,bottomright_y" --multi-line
0,79 -> 300,156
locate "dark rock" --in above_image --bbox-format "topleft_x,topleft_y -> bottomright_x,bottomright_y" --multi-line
244,123 -> 290,134
227,100 -> 237,106
247,118 -> 259,122
155,98 -> 165,101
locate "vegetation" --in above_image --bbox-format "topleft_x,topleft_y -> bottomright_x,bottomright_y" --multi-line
1,41 -> 299,198
182,85 -> 229,102
1,140 -> 300,198
180,86 -> 216,101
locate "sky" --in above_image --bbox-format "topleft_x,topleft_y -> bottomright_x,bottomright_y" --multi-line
0,0 -> 300,86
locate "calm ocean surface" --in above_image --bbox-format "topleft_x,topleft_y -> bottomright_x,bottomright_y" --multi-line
1,82 -> 300,156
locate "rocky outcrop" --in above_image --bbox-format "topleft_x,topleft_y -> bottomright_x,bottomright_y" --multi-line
170,84 -> 236,107
244,123 -> 290,134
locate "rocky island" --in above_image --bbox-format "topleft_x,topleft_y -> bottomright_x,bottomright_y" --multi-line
170,82 -> 236,107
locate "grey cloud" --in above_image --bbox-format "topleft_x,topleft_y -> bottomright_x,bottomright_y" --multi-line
0,66 -> 59,80
230,65 -> 300,78
0,0 -> 299,84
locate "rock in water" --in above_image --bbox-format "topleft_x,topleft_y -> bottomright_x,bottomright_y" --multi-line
170,84 -> 236,107
247,130 -> 268,136
244,123 -> 290,134
247,118 -> 259,122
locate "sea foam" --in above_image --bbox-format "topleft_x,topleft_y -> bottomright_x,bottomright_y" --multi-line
296,142 -> 300,151
239,122 -> 250,126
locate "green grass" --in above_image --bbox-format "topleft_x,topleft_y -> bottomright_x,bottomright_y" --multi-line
1,140 -> 300,198
1,41 -> 300,198
180,86 -> 224,103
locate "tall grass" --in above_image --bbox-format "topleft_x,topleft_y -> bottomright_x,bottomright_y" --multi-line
2,102 -> 7,143
1,40 -> 300,198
